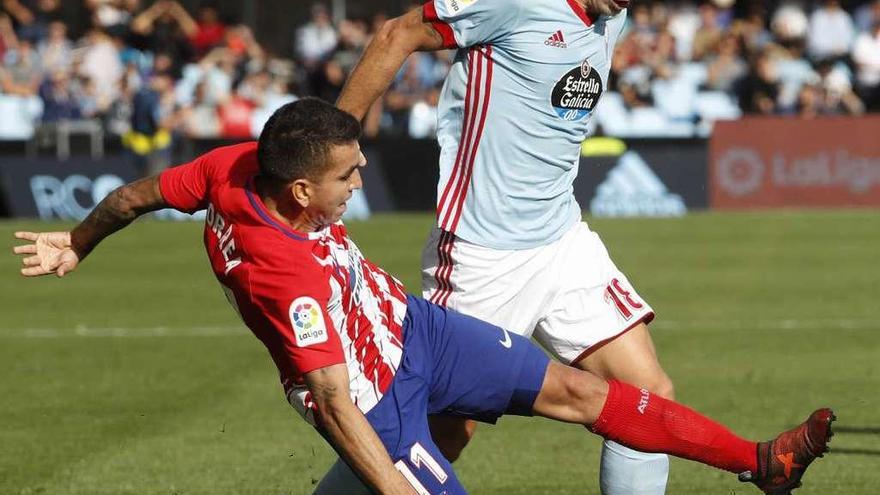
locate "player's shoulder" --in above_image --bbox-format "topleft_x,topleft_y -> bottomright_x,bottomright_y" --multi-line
200,141 -> 260,181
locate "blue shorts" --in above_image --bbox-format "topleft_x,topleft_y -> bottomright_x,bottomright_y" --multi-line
361,295 -> 550,494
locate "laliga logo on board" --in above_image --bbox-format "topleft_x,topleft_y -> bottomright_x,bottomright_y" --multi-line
716,148 -> 765,197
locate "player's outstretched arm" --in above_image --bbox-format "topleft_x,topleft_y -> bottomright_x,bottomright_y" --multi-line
337,7 -> 444,121
305,364 -> 416,495
12,176 -> 168,277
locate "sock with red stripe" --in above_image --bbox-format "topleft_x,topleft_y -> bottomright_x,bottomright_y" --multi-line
590,380 -> 757,474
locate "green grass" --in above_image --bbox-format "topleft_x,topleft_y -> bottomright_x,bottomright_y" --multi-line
1,211 -> 878,494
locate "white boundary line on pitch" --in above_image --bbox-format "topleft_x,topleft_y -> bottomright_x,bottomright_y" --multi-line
1,325 -> 247,338
0,318 -> 876,338
650,318 -> 877,331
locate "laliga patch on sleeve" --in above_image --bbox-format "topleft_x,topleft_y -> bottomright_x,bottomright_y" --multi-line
443,0 -> 477,14
289,297 -> 328,347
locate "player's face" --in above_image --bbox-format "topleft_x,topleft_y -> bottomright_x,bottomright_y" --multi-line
309,141 -> 366,224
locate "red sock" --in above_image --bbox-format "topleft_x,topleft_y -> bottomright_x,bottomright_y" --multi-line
590,380 -> 757,474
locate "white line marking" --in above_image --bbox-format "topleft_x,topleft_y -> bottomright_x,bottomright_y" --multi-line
0,318 -> 875,338
651,318 -> 877,331
0,325 -> 247,338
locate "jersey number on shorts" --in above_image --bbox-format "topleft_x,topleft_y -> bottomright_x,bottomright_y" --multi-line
394,442 -> 448,493
605,278 -> 643,320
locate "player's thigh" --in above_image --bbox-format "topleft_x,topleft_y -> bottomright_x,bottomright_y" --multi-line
423,301 -> 549,420
533,223 -> 656,364
420,227 -> 550,335
575,322 -> 675,399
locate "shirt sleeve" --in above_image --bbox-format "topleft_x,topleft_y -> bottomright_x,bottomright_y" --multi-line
252,269 -> 346,377
158,150 -> 218,213
423,0 -> 523,48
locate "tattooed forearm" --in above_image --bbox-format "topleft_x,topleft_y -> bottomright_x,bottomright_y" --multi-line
70,176 -> 167,259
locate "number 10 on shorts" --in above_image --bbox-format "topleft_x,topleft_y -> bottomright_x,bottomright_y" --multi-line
394,442 -> 448,494
605,278 -> 643,321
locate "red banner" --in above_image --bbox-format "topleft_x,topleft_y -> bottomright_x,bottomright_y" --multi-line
710,117 -> 880,208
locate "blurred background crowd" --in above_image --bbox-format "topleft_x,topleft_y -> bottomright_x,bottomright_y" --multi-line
0,0 -> 878,147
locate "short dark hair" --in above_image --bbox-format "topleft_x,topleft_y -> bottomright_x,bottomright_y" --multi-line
257,97 -> 361,188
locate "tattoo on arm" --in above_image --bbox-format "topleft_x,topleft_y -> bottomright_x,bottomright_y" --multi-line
71,176 -> 167,259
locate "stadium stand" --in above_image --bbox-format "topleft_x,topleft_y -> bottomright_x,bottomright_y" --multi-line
0,0 -> 878,143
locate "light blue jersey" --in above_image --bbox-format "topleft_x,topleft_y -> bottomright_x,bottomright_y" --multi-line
424,0 -> 627,249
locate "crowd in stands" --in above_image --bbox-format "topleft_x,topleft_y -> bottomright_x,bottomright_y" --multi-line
0,0 -> 879,145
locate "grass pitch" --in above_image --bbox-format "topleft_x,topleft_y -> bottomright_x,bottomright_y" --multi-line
1,211 -> 878,494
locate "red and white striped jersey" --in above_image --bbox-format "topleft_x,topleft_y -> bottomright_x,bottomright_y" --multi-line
159,142 -> 408,424
423,0 -> 627,249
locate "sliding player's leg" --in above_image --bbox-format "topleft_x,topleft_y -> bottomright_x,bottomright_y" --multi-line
532,362 -> 834,493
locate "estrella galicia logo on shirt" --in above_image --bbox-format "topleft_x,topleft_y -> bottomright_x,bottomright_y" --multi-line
290,297 -> 328,347
551,59 -> 603,121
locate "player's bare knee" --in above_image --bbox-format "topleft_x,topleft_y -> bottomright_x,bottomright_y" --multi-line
565,368 -> 609,414
646,373 -> 675,400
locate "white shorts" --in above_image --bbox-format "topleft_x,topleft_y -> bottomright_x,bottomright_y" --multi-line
421,222 -> 655,364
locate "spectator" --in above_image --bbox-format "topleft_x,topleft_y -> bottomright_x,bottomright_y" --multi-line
737,50 -> 780,114
130,0 -> 193,72
38,69 -> 81,121
852,21 -> 880,110
76,27 -> 123,115
124,71 -> 176,175
36,20 -> 71,73
2,0 -> 62,43
217,92 -> 254,138
224,24 -> 267,74
692,2 -> 725,61
171,1 -> 226,59
771,3 -> 809,44
0,13 -> 18,60
807,0 -> 855,62
408,83 -> 441,139
711,0 -> 735,29
295,3 -> 337,69
730,4 -> 772,56
813,57 -> 864,115
196,46 -> 236,104
1,38 -> 40,97
179,80 -> 220,138
86,0 -> 140,32
855,0 -> 880,33
705,32 -> 747,92
795,81 -> 824,118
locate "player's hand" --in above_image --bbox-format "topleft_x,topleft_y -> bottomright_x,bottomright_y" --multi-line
12,231 -> 81,277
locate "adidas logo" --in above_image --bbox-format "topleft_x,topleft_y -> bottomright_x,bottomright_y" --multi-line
545,30 -> 567,48
590,151 -> 687,217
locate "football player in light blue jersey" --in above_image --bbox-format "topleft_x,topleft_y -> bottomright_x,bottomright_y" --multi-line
331,1 -> 675,493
